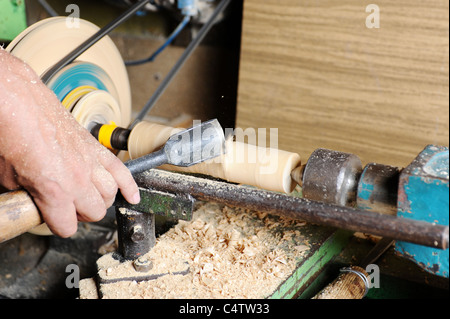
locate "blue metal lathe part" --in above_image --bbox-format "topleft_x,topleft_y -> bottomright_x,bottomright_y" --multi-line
395,145 -> 449,278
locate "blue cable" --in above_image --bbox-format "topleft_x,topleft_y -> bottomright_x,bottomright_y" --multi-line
125,15 -> 191,66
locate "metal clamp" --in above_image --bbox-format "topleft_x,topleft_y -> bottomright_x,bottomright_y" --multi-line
340,267 -> 370,297
115,187 -> 195,221
114,187 -> 195,260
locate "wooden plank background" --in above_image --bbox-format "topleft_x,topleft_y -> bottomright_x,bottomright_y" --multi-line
236,0 -> 449,167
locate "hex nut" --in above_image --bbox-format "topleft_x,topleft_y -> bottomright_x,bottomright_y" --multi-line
133,257 -> 153,272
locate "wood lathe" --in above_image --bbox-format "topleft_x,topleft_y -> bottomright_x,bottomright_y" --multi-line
0,0 -> 448,300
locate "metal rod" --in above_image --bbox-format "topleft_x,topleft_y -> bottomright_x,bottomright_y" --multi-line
37,0 -> 58,17
133,169 -> 449,250
359,237 -> 395,268
129,0 -> 233,129
41,0 -> 152,84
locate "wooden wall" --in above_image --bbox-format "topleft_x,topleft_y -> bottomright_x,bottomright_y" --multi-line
236,0 -> 449,167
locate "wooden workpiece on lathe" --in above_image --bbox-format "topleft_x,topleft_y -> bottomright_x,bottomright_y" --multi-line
127,121 -> 301,193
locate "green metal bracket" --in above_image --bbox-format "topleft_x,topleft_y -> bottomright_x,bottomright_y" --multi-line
114,187 -> 194,221
269,228 -> 353,299
0,0 -> 27,42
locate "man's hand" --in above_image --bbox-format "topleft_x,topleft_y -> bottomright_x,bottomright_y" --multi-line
0,49 -> 140,238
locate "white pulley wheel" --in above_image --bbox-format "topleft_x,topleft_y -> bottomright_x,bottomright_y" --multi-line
72,90 -> 123,131
6,16 -> 131,125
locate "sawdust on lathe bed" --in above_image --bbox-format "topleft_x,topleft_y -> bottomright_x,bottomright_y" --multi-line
92,202 -> 310,299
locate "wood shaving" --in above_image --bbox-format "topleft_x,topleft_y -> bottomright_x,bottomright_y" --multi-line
82,202 -> 310,299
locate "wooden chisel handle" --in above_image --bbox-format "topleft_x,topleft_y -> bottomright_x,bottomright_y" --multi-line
0,190 -> 43,243
312,266 -> 370,299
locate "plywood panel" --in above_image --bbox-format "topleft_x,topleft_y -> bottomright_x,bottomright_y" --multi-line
236,0 -> 449,167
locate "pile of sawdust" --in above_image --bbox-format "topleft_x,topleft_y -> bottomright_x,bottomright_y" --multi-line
83,202 -> 311,299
